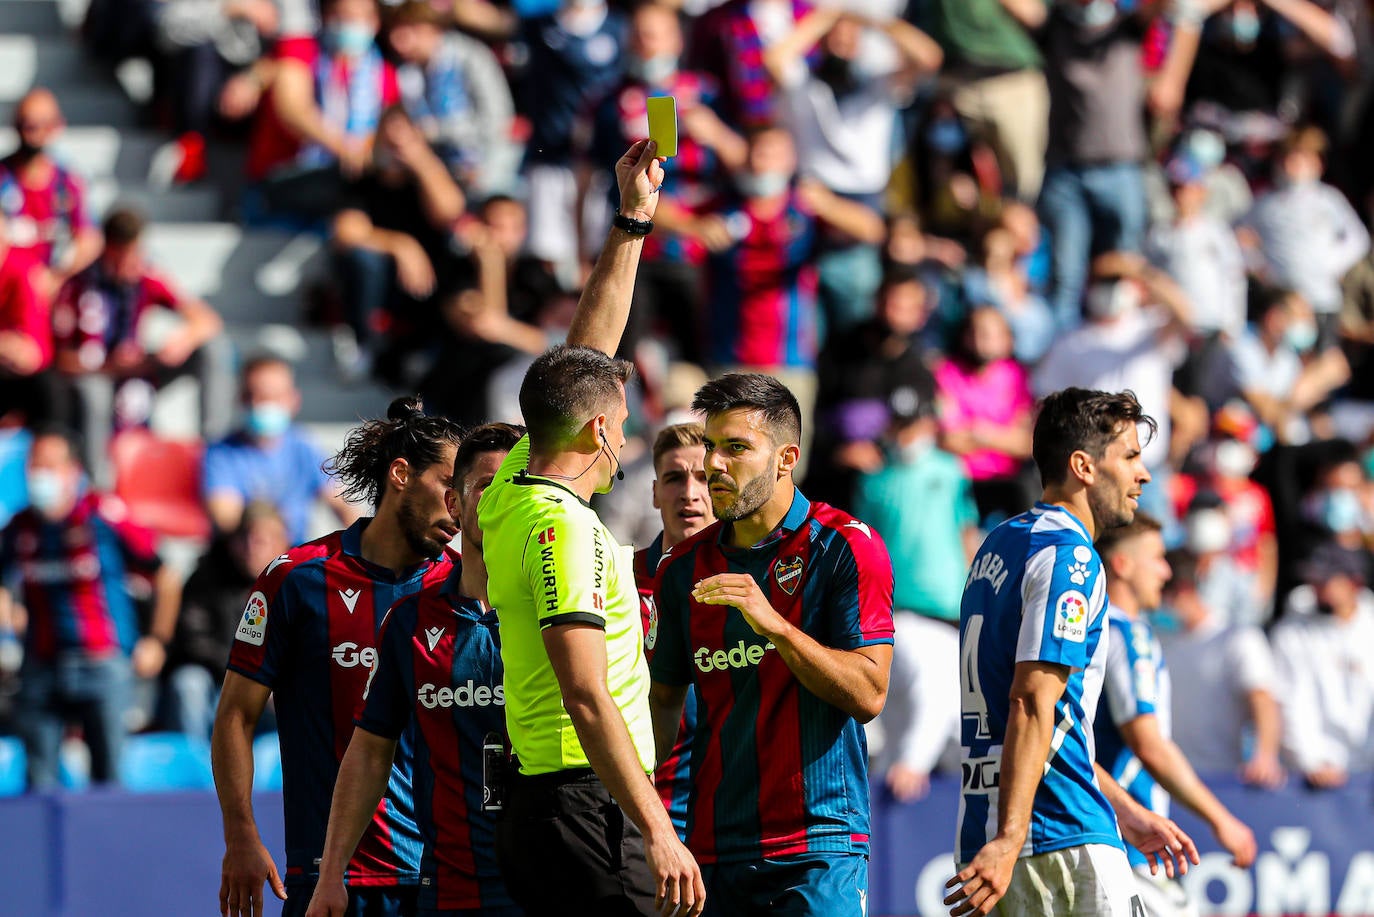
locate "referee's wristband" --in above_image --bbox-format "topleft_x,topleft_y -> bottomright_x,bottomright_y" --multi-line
612,210 -> 654,236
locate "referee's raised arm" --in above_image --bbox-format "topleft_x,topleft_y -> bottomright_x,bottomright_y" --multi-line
566,139 -> 664,356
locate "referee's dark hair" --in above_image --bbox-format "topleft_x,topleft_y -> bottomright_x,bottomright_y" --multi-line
1032,388 -> 1157,488
325,396 -> 463,508
454,422 -> 525,486
691,373 -> 802,447
519,345 -> 633,449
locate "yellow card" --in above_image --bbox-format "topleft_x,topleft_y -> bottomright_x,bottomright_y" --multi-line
646,96 -> 678,158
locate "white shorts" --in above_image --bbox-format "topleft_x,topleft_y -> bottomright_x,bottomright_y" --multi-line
1132,865 -> 1199,917
960,844 -> 1141,916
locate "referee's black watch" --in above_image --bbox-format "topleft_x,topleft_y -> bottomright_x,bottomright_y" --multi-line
612,209 -> 654,236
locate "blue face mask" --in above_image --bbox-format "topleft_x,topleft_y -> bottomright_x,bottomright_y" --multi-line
1230,7 -> 1261,44
628,54 -> 678,85
27,469 -> 67,514
925,118 -> 966,156
1284,319 -> 1318,353
246,403 -> 293,439
737,171 -> 790,199
328,21 -> 375,57
1312,488 -> 1366,534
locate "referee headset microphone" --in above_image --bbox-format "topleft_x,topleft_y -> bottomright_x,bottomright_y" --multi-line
601,427 -> 625,482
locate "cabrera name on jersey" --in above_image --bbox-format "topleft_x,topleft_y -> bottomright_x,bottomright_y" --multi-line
956,503 -> 1122,863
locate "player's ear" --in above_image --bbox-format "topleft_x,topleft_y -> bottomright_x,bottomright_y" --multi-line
388,456 -> 411,493
444,486 -> 459,519
1068,449 -> 1094,487
776,442 -> 800,477
651,478 -> 662,510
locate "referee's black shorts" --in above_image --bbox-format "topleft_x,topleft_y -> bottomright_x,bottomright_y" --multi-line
495,765 -> 658,917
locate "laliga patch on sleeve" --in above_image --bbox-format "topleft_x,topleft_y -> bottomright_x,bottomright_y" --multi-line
1052,591 -> 1088,643
236,591 -> 269,646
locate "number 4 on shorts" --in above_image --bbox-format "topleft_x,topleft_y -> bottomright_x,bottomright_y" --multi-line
1130,895 -> 1146,917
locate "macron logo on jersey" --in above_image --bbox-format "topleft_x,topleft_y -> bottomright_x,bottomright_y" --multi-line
235,591 -> 269,646
264,554 -> 291,576
424,626 -> 445,651
339,588 -> 361,614
844,521 -> 871,538
418,681 -> 505,708
694,639 -> 775,673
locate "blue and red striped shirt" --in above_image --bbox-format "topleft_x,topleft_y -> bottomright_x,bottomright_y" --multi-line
355,562 -> 516,912
0,154 -> 91,268
0,493 -> 157,662
226,519 -> 451,889
650,490 -> 894,864
688,0 -> 813,131
635,532 -> 697,840
706,191 -> 820,370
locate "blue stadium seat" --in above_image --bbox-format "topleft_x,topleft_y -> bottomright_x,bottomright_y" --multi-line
0,428 -> 32,528
252,733 -> 282,792
120,733 -> 214,792
0,736 -> 26,796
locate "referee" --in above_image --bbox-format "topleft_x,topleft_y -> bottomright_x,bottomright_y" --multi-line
478,140 -> 705,917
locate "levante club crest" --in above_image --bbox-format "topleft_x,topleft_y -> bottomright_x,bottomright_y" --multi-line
774,555 -> 804,595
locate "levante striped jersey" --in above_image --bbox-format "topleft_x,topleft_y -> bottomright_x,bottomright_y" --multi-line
357,563 -> 516,912
956,503 -> 1121,864
650,490 -> 894,864
227,519 -> 450,888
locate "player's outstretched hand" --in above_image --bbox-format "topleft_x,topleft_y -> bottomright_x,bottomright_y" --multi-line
692,574 -> 787,639
303,877 -> 348,917
646,830 -> 706,917
1215,813 -> 1258,869
943,835 -> 1019,916
616,139 -> 666,224
1118,806 -> 1200,878
219,837 -> 287,917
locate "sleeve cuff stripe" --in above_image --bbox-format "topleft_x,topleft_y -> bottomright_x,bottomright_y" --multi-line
540,612 -> 607,630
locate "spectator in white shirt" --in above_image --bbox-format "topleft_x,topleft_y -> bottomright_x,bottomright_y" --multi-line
1242,126 -> 1370,346
1271,544 -> 1374,787
1157,549 -> 1286,789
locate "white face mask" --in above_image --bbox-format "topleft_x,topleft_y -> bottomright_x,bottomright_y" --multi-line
1212,440 -> 1257,479
27,468 -> 68,514
1186,509 -> 1232,555
1084,280 -> 1141,321
736,171 -> 790,199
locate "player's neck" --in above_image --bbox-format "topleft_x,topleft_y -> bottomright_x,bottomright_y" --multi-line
725,480 -> 795,549
1107,584 -> 1139,618
528,447 -> 603,504
459,544 -> 490,607
1040,488 -> 1095,541
359,511 -> 427,574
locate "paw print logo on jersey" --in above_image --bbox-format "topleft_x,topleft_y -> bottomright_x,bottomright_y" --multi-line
1066,545 -> 1093,586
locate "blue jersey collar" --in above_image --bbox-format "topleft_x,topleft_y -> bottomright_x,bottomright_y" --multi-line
719,488 -> 811,550
1031,501 -> 1092,543
341,517 -> 439,582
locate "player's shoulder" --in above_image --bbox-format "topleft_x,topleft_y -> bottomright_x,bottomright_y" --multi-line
657,522 -> 720,579
809,501 -> 890,563
254,531 -> 340,591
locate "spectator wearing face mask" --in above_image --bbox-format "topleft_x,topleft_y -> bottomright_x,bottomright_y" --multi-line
243,0 -> 400,226
1032,251 -> 1192,512
0,89 -> 103,300
1156,549 -> 1285,789
1226,284 -> 1349,443
202,355 -> 360,544
853,382 -> 976,804
936,305 -> 1035,523
592,1 -> 747,364
687,0 -> 811,131
1241,127 -> 1369,348
1296,447 -> 1374,557
1181,496 -> 1264,626
1271,543 -> 1374,787
764,8 -> 942,333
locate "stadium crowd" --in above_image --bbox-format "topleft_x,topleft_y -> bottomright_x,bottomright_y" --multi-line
0,0 -> 1372,805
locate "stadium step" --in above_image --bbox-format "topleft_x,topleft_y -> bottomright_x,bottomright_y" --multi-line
0,125 -> 164,181
0,34 -> 107,101
0,84 -> 138,126
88,178 -> 222,222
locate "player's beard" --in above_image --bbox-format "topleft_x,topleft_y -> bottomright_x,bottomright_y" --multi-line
1087,472 -> 1134,532
711,468 -> 774,522
397,488 -> 451,559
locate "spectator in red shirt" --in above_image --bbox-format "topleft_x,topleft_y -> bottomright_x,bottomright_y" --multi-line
52,209 -> 230,483
0,89 -> 103,299
243,0 -> 399,226
0,211 -> 62,426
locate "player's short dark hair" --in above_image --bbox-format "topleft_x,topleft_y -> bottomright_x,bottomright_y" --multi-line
692,373 -> 802,447
651,422 -> 704,473
519,345 -> 634,449
1095,511 -> 1162,560
324,396 -> 463,508
1032,388 -> 1157,488
1163,549 -> 1199,593
102,207 -> 145,246
454,422 -> 525,486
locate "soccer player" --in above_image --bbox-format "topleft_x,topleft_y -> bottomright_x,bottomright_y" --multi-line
305,422 -> 526,917
635,422 -> 715,837
478,139 -> 706,917
1093,513 -> 1257,917
212,398 -> 463,917
945,388 -> 1198,917
648,373 -> 895,917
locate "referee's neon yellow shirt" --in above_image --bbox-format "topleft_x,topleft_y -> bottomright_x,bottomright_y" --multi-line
478,435 -> 654,776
